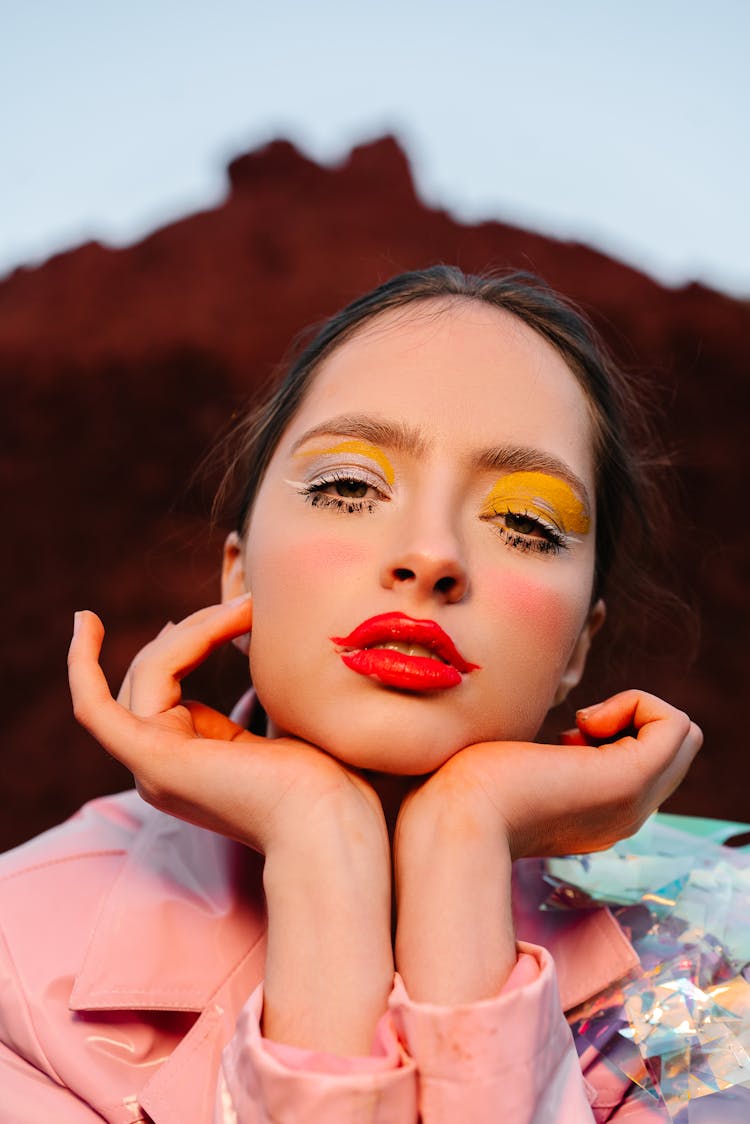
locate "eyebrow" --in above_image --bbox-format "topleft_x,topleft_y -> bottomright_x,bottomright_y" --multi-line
473,446 -> 591,511
291,414 -> 591,508
291,415 -> 428,459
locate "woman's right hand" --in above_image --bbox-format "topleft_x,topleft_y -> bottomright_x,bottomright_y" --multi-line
69,597 -> 395,1054
67,597 -> 387,859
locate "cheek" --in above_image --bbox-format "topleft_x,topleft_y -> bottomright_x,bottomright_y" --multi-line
250,532 -> 371,595
245,529 -> 372,736
479,566 -> 587,653
289,535 -> 371,577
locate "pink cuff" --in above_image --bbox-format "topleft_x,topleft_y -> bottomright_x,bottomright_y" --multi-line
388,942 -> 568,1081
217,949 -> 593,1123
388,942 -> 595,1121
217,984 -> 417,1122
258,950 -> 538,1076
262,1005 -> 403,1075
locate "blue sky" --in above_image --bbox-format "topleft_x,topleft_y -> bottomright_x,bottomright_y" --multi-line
3,0 -> 748,294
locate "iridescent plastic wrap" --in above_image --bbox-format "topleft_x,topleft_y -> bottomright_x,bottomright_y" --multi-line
544,818 -> 750,1120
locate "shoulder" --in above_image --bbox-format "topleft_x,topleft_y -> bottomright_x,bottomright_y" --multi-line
0,791 -> 266,1088
0,792 -> 148,1076
0,789 -> 149,879
0,791 -> 153,938
0,791 -> 153,1012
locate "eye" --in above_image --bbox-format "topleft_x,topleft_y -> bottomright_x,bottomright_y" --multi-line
503,512 -> 547,538
330,477 -> 369,499
485,507 -> 567,555
298,469 -> 389,515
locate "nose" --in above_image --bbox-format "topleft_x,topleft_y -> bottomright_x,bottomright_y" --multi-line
379,528 -> 469,604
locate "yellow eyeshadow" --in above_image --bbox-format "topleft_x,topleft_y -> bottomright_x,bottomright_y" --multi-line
297,440 -> 395,485
481,471 -> 591,535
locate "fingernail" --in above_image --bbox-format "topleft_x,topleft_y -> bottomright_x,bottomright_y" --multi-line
577,701 -> 603,719
73,610 -> 81,635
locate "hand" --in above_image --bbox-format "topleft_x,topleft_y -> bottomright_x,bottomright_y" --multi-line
69,597 -> 395,1053
68,597 -> 387,858
390,690 -> 701,1003
397,690 -> 703,861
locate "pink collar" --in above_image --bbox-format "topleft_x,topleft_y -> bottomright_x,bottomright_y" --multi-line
70,795 -> 267,1013
69,791 -> 637,1017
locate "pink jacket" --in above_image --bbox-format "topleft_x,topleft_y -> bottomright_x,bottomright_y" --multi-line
0,791 -> 662,1123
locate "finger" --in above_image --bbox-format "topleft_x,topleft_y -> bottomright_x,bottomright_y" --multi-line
116,621 -> 175,709
68,611 -> 169,770
128,594 -> 252,716
116,669 -> 132,709
576,691 -> 689,742
570,693 -> 699,818
559,727 -> 590,746
650,720 -> 703,803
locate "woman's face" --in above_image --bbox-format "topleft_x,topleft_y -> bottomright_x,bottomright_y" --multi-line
224,299 -> 604,774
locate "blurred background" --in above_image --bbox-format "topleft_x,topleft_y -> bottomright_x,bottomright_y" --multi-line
2,0 -> 748,850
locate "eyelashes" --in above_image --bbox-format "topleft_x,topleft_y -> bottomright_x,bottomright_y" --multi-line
487,510 -> 567,555
297,469 -> 387,515
297,470 -> 570,555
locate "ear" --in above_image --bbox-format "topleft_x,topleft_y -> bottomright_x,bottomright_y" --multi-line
222,531 -> 247,600
222,532 -> 251,655
552,599 -> 606,706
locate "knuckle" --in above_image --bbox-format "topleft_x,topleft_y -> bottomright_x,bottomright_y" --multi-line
674,708 -> 691,733
129,651 -> 148,674
134,760 -> 180,813
135,775 -> 167,809
71,699 -> 91,727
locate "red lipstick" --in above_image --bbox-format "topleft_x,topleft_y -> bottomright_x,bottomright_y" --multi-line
331,613 -> 480,692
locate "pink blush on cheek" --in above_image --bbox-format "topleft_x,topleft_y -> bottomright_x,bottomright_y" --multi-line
288,535 -> 371,575
256,534 -> 372,592
480,567 -> 582,644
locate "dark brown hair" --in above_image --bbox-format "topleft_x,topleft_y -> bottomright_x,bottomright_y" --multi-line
216,265 -> 667,607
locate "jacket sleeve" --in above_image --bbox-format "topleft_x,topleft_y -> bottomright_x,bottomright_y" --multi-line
0,1040 -> 105,1123
215,944 -> 596,1124
389,942 -> 595,1124
214,984 -> 418,1123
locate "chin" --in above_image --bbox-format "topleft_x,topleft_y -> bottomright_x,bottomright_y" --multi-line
338,733 -> 457,775
317,723 -> 462,775
261,687 -> 486,776
256,664 -> 553,775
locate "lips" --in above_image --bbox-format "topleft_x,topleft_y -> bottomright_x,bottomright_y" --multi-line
330,613 -> 480,692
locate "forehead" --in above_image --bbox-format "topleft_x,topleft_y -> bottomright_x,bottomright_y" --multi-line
284,299 -> 596,481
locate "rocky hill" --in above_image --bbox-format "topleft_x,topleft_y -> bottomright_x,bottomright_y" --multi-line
2,136 -> 748,850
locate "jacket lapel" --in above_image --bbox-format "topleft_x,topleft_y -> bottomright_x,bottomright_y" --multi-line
69,805 -> 267,1123
70,806 -> 266,1013
513,858 -> 639,1010
67,800 -> 638,1122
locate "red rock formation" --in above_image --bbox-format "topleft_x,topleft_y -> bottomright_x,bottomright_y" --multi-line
1,136 -> 748,851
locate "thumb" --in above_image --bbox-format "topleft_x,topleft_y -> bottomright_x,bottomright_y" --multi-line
182,700 -> 256,743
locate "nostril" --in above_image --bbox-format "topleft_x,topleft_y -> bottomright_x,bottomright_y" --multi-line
393,568 -> 415,582
434,576 -> 457,594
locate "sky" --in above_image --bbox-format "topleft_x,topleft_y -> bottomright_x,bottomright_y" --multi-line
3,0 -> 749,295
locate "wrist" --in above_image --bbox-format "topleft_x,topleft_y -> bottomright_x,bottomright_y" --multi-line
267,775 -> 389,868
394,788 -> 516,1004
261,798 -> 394,1054
395,757 -> 509,861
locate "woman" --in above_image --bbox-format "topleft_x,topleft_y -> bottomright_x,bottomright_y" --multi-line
1,267 -> 704,1122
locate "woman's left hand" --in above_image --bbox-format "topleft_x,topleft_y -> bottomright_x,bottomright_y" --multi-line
398,689 -> 703,861
391,690 -> 701,1004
